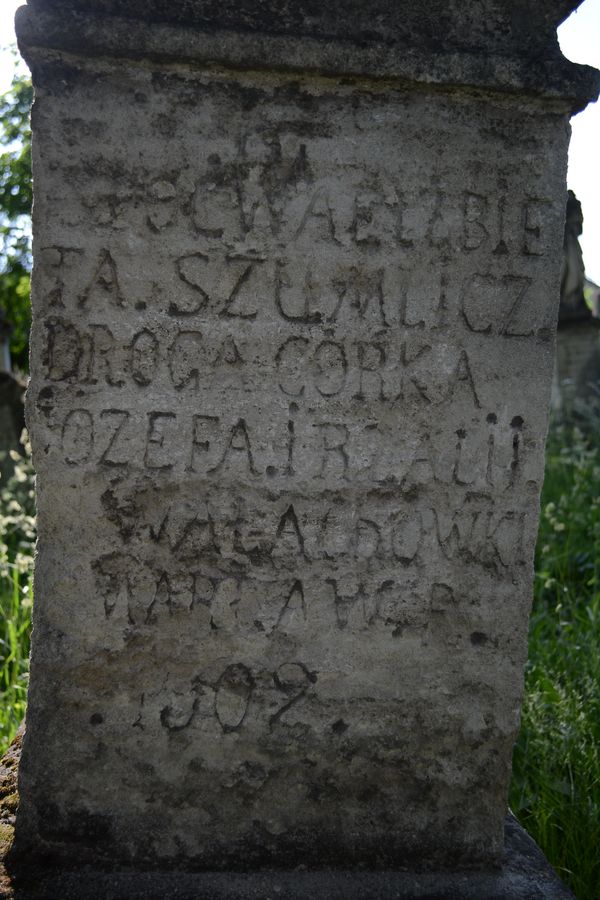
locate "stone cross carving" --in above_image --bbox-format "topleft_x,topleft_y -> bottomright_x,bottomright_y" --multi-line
13,0 -> 599,883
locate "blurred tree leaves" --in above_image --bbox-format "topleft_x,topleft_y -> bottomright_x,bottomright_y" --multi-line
0,54 -> 32,372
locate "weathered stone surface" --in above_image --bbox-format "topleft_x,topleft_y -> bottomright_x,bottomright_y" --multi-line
16,1 -> 600,106
14,0 -> 599,877
0,736 -> 575,898
1,821 -> 579,898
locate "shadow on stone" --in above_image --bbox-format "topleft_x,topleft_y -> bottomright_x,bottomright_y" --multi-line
0,730 -> 574,900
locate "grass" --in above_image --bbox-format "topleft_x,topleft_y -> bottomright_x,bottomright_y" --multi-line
509,421 -> 600,900
0,566 -> 31,750
0,425 -> 599,897
0,438 -> 35,754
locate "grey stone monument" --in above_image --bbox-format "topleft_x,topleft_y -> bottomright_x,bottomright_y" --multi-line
552,191 -> 600,421
9,1 -> 599,895
560,190 -> 590,323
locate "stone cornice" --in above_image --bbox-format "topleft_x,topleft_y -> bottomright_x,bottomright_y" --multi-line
15,1 -> 600,112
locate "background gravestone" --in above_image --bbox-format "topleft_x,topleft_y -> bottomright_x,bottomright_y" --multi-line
13,0 -> 599,882
0,311 -> 26,486
552,190 -> 600,421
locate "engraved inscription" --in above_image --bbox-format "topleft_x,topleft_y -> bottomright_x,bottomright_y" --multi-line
27,68 -> 564,864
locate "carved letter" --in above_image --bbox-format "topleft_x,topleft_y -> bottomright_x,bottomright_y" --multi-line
145,412 -> 176,469
210,419 -> 258,475
169,330 -> 204,390
62,409 -> 94,465
276,336 -> 309,397
79,249 -> 124,309
173,253 -> 209,315
129,329 -> 159,386
44,317 -> 82,381
314,340 -> 347,397
99,409 -> 131,468
315,423 -> 349,479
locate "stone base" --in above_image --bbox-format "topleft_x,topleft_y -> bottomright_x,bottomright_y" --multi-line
0,733 -> 574,900
0,728 -> 575,900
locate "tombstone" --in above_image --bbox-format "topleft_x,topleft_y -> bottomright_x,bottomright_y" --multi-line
0,375 -> 26,485
0,309 -> 26,483
559,191 -> 590,324
552,319 -> 600,421
9,1 -> 599,895
552,191 -> 600,420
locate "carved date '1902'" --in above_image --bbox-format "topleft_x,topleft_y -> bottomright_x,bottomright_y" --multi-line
158,662 -> 317,735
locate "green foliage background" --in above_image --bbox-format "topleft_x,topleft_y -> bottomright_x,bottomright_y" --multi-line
0,439 -> 34,747
0,59 -> 32,372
